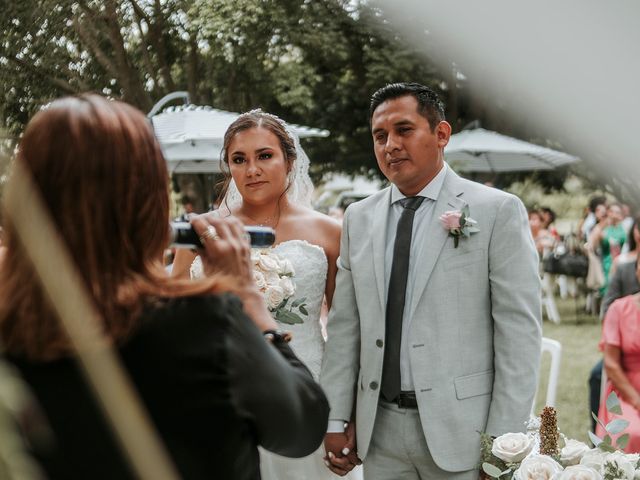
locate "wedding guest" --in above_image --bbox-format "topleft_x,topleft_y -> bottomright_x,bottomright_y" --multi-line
611,218 -> 640,277
588,217 -> 640,431
622,204 -> 634,235
174,194 -> 196,222
590,203 -> 627,294
321,82 -> 541,479
529,209 -> 555,256
0,94 -> 328,480
596,260 -> 640,452
540,207 -> 559,241
580,196 -> 607,242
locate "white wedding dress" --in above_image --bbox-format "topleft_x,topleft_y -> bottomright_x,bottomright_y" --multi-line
257,240 -> 362,480
190,240 -> 362,479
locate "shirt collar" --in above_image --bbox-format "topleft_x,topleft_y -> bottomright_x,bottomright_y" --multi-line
390,162 -> 448,205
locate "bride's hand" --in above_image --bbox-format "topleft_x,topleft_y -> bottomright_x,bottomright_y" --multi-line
190,214 -> 277,332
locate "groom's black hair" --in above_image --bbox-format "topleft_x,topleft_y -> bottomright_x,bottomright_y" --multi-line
369,82 -> 445,132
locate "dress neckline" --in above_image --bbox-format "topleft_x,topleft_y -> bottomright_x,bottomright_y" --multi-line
271,239 -> 327,261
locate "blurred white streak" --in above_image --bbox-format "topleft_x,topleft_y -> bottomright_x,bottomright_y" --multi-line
374,0 -> 640,182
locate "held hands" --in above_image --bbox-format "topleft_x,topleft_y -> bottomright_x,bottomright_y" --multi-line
324,423 -> 361,476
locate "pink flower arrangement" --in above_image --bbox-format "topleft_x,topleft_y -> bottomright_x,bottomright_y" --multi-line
439,205 -> 479,248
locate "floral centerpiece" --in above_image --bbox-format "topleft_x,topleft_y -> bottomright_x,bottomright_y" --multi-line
251,249 -> 308,325
481,394 -> 639,480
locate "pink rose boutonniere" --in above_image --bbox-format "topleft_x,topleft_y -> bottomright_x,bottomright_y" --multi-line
439,205 -> 480,248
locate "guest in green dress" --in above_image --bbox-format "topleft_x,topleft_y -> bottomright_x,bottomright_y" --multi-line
590,203 -> 627,294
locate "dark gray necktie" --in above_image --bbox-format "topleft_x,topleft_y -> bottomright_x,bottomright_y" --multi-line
381,196 -> 425,402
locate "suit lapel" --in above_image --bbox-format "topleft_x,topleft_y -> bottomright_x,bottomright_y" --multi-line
408,169 -> 466,320
372,188 -> 391,313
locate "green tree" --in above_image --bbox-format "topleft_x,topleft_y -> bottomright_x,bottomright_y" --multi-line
1,0 -> 446,179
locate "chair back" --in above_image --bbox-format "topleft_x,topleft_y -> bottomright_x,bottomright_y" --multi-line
532,337 -> 562,416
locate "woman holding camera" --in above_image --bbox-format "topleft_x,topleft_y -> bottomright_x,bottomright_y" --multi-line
0,95 -> 328,479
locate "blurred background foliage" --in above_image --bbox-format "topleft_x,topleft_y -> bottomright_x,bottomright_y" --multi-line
0,0 -> 635,209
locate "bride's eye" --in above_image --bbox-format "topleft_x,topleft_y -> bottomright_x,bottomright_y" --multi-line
231,156 -> 245,165
258,152 -> 273,160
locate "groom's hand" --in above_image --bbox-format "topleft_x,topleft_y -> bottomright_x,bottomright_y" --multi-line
323,423 -> 361,476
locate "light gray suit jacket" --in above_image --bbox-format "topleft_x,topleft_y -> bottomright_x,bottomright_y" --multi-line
320,167 -> 542,472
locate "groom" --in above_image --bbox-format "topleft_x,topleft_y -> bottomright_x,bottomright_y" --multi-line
320,83 -> 542,479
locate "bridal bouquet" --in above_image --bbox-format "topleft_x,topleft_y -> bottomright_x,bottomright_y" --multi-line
481,395 -> 639,480
251,249 -> 308,325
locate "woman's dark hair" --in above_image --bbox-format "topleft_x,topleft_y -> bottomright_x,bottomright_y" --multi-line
0,94 -> 231,360
369,82 -> 445,131
628,216 -> 640,252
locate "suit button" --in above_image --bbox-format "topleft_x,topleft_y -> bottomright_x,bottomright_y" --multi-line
369,381 -> 378,390
376,339 -> 383,348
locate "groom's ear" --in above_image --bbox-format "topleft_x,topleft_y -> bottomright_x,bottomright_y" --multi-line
435,121 -> 452,148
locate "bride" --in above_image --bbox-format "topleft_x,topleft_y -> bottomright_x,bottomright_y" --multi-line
173,110 -> 361,479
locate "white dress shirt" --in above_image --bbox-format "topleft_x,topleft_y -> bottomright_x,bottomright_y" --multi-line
327,163 -> 448,432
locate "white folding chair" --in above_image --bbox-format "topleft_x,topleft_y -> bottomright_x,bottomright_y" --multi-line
542,273 -> 561,323
531,337 -> 562,416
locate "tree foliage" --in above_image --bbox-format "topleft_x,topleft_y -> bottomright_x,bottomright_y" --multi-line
3,0 -> 632,207
1,0 -> 442,176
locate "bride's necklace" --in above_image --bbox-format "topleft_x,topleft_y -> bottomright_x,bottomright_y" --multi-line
243,209 -> 280,228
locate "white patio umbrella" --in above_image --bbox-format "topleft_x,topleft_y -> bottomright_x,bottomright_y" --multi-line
444,128 -> 579,173
151,105 -> 330,173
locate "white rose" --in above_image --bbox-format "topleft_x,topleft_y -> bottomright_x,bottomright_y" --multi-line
250,249 -> 261,265
265,285 -> 285,310
279,277 -> 295,297
561,439 -> 591,466
492,432 -> 535,463
282,258 -> 295,276
258,254 -> 280,273
264,271 -> 281,288
604,451 -> 636,479
253,270 -> 267,290
580,449 -> 608,474
515,455 -> 563,480
551,465 -> 602,480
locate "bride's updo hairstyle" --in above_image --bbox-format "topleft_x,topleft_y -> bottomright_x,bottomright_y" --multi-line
0,94 -> 230,360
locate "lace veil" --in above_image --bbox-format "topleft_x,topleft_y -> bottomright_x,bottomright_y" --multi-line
220,112 -> 314,210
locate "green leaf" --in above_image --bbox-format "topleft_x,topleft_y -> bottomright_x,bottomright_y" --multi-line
275,310 -> 304,325
482,462 -> 503,478
617,433 -> 630,449
600,442 -> 616,453
462,205 -> 470,217
291,297 -> 307,308
467,226 -> 481,233
588,430 -> 603,447
606,391 -> 623,415
606,418 -> 630,435
276,298 -> 288,310
601,434 -> 612,446
299,305 -> 308,316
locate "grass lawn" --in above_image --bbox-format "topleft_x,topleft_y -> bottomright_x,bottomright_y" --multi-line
533,295 -> 602,443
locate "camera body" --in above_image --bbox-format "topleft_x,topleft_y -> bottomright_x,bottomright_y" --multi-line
170,222 -> 275,249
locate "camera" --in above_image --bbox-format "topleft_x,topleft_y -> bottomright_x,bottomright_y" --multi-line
169,222 -> 276,249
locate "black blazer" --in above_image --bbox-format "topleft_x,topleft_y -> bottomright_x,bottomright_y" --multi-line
8,294 -> 329,479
